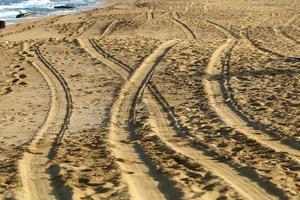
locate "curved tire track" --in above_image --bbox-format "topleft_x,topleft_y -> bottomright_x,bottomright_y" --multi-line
80,38 -> 282,199
143,90 -> 277,200
171,18 -> 196,39
79,38 -> 185,199
147,8 -> 155,23
243,28 -> 300,62
101,20 -> 120,37
18,44 -> 73,200
273,14 -> 300,44
77,38 -> 130,78
273,25 -> 300,44
204,21 -> 300,163
71,20 -> 95,38
103,40 -> 179,200
285,14 -> 299,26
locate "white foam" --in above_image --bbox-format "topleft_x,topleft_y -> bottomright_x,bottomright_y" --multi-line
0,0 -> 102,21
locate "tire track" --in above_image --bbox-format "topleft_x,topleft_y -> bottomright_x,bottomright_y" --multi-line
35,46 -> 73,155
285,14 -> 299,26
273,14 -> 300,44
80,39 -> 282,200
108,39 -> 179,200
171,14 -> 196,39
104,40 -> 179,200
204,21 -> 300,163
71,20 -> 95,38
147,8 -> 155,23
79,38 -> 185,199
243,28 -> 300,62
17,44 -> 73,200
77,38 -> 130,78
277,28 -> 300,44
171,11 -> 180,20
143,90 -> 277,200
101,20 -> 120,37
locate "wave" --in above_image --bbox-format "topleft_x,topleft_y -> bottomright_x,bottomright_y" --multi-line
0,0 -> 51,12
0,0 -> 100,21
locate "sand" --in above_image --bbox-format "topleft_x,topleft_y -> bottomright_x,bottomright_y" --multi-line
0,0 -> 299,199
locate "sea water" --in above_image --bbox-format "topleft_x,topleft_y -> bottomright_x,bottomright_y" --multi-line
0,0 -> 104,24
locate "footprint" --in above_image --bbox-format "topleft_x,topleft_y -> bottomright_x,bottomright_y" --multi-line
13,64 -> 21,69
4,87 -> 12,94
11,78 -> 19,84
19,74 -> 27,79
19,82 -> 27,86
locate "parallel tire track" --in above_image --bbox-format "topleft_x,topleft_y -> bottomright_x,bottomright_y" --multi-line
285,14 -> 299,26
243,29 -> 300,62
273,25 -> 300,44
77,38 -> 130,78
147,8 -> 155,23
101,20 -> 120,37
18,44 -> 73,200
80,39 -> 280,200
143,90 -> 277,200
171,11 -> 180,20
105,40 -> 179,200
171,18 -> 196,39
204,21 -> 300,163
79,38 -> 184,199
71,20 -> 95,38
108,40 -> 179,200
35,47 -> 73,154
273,14 -> 300,44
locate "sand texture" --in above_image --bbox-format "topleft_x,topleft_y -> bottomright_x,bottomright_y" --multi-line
0,0 -> 299,199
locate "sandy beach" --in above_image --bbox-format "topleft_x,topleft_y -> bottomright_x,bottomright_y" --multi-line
0,0 -> 299,199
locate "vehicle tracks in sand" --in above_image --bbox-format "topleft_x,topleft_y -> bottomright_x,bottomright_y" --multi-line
243,28 -> 300,62
285,14 -> 299,26
79,38 -> 282,200
273,25 -> 300,44
204,21 -> 300,163
171,18 -> 196,39
71,20 -> 95,38
169,10 -> 196,39
273,14 -> 300,44
147,8 -> 156,24
107,39 -> 179,200
143,92 -> 277,200
101,20 -> 121,37
17,44 -> 73,200
80,38 -> 180,199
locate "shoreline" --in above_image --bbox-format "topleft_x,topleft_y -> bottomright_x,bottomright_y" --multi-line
1,0 -> 107,27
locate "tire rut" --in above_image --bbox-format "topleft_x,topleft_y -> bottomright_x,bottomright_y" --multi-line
106,39 -> 179,200
101,20 -> 120,38
17,44 -> 73,200
285,14 -> 299,26
80,38 -> 282,200
143,90 -> 277,200
77,38 -> 130,78
273,14 -> 300,44
71,20 -> 95,38
147,8 -> 155,23
171,17 -> 196,39
273,25 -> 300,44
204,21 -> 300,163
243,29 -> 300,62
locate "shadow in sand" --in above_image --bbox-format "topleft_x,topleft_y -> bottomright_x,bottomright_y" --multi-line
47,164 -> 74,200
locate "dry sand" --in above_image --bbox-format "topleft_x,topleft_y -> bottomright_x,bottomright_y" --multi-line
0,0 -> 299,199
